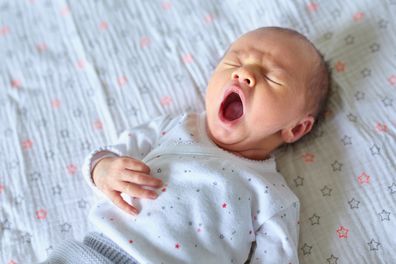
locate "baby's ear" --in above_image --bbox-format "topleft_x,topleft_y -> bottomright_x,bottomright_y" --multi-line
281,116 -> 315,143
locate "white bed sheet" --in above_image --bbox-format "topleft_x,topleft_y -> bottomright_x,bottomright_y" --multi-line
0,0 -> 395,263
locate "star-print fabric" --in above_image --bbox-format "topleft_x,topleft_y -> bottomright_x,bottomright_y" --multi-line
0,0 -> 395,263
83,113 -> 300,264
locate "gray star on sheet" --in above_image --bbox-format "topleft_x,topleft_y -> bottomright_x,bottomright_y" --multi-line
368,239 -> 381,251
29,171 -> 42,182
341,135 -> 352,145
348,198 -> 360,209
361,68 -> 371,77
138,85 -> 149,94
20,232 -> 32,244
14,195 -> 24,205
107,97 -> 116,107
378,210 -> 391,221
355,91 -> 365,100
7,160 -> 19,170
294,176 -> 304,187
378,19 -> 388,28
46,246 -> 54,256
80,140 -> 91,150
331,9 -> 341,17
73,108 -> 82,117
0,218 -> 11,231
331,160 -> 343,172
321,185 -> 332,196
344,35 -> 354,45
301,243 -> 312,255
326,254 -> 339,264
347,113 -> 357,122
388,183 -> 396,194
61,223 -> 72,232
175,74 -> 184,83
35,118 -> 48,128
309,214 -> 320,225
127,106 -> 138,116
45,150 -> 55,160
52,185 -> 62,195
381,97 -> 393,107
369,43 -> 380,53
370,144 -> 381,155
60,129 -> 69,138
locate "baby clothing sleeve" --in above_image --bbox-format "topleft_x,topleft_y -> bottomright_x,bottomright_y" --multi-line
82,115 -> 173,196
250,204 -> 300,264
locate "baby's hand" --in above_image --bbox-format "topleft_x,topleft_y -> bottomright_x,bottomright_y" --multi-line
92,156 -> 163,215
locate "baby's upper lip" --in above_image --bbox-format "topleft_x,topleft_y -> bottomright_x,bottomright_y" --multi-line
222,81 -> 247,107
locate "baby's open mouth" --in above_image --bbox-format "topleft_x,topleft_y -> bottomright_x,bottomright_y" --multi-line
220,92 -> 244,121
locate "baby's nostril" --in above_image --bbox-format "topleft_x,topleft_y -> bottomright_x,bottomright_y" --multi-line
245,79 -> 250,85
233,74 -> 239,79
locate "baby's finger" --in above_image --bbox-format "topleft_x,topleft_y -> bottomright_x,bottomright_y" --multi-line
107,190 -> 139,215
121,171 -> 163,188
121,157 -> 150,173
118,182 -> 158,200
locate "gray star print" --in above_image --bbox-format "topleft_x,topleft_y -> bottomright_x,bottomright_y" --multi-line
348,198 -> 360,209
321,185 -> 332,196
309,214 -> 320,225
341,135 -> 352,145
368,239 -> 381,251
301,243 -> 312,255
331,160 -> 343,172
294,176 -> 304,187
327,254 -> 339,264
388,183 -> 396,194
370,144 -> 381,155
378,210 -> 391,221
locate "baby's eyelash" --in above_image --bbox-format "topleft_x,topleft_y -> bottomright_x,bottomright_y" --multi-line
264,75 -> 282,86
224,62 -> 240,67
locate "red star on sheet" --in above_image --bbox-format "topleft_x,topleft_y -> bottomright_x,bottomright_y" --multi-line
161,1 -> 172,10
51,99 -> 61,109
336,226 -> 349,238
388,75 -> 396,86
375,123 -> 388,133
67,164 -> 77,175
182,53 -> 194,64
94,119 -> 103,130
11,79 -> 21,89
353,11 -> 365,22
22,139 -> 33,150
140,36 -> 151,48
8,260 -> 17,264
36,43 -> 48,53
117,76 -> 128,87
222,203 -> 227,208
307,2 -> 319,12
302,152 -> 315,163
204,14 -> 214,24
160,96 -> 173,106
99,21 -> 109,30
60,5 -> 70,16
76,59 -> 86,69
335,61 -> 346,72
175,243 -> 181,249
36,209 -> 48,220
358,172 -> 370,185
0,26 -> 10,37
0,184 -> 4,193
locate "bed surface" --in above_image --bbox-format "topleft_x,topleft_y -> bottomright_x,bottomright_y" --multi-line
1,0 -> 395,263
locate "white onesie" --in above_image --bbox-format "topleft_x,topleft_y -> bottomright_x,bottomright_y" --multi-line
83,112 -> 300,264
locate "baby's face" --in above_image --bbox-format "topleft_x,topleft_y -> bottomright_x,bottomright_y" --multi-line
205,28 -> 317,160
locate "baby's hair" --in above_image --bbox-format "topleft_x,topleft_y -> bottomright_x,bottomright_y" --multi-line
257,27 -> 331,121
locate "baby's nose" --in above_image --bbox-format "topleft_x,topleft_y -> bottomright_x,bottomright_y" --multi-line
231,68 -> 255,87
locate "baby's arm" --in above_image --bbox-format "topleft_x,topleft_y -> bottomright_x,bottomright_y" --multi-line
250,204 -> 300,264
82,115 -> 173,215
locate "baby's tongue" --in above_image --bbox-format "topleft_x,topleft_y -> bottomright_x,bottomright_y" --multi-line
224,100 -> 243,121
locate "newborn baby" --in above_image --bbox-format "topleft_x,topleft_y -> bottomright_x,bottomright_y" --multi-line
44,27 -> 330,264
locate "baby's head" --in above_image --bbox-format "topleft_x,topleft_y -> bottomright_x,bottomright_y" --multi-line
205,27 -> 330,160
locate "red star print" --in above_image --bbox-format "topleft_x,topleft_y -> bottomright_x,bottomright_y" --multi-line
161,1 -> 172,10
302,152 -> 315,163
375,123 -> 388,133
204,14 -> 214,24
11,79 -> 21,89
51,99 -> 61,109
353,11 -> 365,22
335,61 -> 346,72
60,5 -> 70,16
336,226 -> 349,238
0,184 -> 4,193
76,59 -> 86,69
99,21 -> 108,30
117,76 -> 128,87
8,260 -> 17,264
22,139 -> 33,150
0,26 -> 10,36
140,36 -> 151,48
182,53 -> 193,64
67,164 -> 77,175
160,96 -> 173,106
222,203 -> 227,208
175,243 -> 181,249
36,43 -> 48,53
358,172 -> 370,185
388,75 -> 396,86
94,119 -> 103,130
36,209 -> 48,220
307,2 -> 319,12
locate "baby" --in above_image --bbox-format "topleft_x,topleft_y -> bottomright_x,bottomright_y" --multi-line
44,27 -> 330,264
